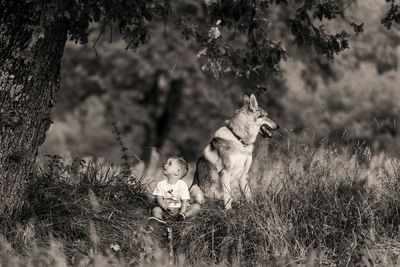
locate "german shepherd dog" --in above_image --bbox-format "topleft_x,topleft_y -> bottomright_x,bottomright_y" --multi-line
190,94 -> 279,209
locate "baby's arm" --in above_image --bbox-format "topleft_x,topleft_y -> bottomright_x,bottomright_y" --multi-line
179,181 -> 190,215
180,199 -> 188,214
156,195 -> 169,211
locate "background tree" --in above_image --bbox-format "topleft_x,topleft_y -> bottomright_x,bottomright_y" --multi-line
0,0 -> 398,220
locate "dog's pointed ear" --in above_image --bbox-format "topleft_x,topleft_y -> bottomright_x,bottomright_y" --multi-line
249,94 -> 258,112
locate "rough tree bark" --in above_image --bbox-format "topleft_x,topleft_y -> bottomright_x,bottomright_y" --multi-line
0,2 -> 68,219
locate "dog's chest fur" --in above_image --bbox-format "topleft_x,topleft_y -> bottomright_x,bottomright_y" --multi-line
228,150 -> 252,175
206,127 -> 253,177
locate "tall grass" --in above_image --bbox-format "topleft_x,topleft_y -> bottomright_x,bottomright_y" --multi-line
174,145 -> 400,266
1,144 -> 400,266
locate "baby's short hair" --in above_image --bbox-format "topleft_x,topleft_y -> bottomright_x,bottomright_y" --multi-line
171,156 -> 189,179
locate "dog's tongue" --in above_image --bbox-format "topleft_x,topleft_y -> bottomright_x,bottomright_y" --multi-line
259,124 -> 272,138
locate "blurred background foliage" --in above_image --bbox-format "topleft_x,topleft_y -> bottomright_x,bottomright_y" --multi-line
39,0 -> 400,163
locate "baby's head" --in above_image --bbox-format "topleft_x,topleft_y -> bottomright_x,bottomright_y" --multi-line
163,156 -> 189,179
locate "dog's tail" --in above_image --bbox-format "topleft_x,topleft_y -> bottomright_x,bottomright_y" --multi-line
190,159 -> 201,190
191,156 -> 213,191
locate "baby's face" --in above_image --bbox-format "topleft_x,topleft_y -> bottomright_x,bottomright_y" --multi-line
163,158 -> 180,177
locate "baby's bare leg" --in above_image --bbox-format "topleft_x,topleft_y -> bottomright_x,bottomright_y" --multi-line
184,203 -> 201,218
152,207 -> 163,219
190,185 -> 205,204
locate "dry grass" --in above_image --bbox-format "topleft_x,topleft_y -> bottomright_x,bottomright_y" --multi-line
173,145 -> 400,266
1,144 -> 400,266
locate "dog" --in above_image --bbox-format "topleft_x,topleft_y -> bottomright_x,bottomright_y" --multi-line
190,94 -> 279,209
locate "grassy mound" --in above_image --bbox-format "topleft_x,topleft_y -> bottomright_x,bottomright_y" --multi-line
0,154 -> 167,266
172,146 -> 400,266
2,145 -> 400,266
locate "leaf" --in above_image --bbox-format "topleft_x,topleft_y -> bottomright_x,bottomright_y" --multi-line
350,22 -> 364,36
197,48 -> 207,58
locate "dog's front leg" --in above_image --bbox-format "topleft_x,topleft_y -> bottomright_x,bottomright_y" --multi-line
220,170 -> 233,209
240,157 -> 252,201
239,175 -> 252,201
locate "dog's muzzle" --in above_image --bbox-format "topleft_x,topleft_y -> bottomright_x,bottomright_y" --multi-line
259,124 -> 277,138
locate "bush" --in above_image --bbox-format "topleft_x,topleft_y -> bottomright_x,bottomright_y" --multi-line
282,63 -> 400,154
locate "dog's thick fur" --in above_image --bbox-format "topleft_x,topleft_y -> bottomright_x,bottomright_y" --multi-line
190,94 -> 279,209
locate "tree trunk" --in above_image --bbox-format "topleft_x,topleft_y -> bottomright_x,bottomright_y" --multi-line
141,75 -> 184,164
0,3 -> 68,219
